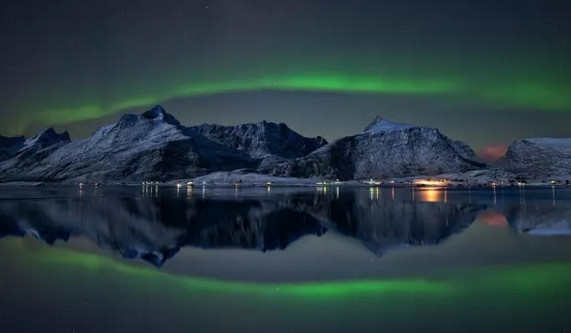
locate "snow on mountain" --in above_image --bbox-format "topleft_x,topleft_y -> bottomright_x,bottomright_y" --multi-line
0,109 -> 492,182
262,116 -> 485,179
0,128 -> 70,176
0,106 -> 255,182
501,138 -> 571,180
363,116 -> 413,134
190,121 -> 327,159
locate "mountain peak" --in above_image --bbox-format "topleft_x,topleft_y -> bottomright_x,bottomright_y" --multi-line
364,116 -> 413,133
142,105 -> 180,125
30,128 -> 71,144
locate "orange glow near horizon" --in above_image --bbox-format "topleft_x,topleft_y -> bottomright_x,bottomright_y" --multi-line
478,210 -> 509,228
477,144 -> 508,162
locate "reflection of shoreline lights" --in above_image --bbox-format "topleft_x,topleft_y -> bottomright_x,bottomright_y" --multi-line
317,186 -> 328,193
418,188 -> 443,202
369,187 -> 380,200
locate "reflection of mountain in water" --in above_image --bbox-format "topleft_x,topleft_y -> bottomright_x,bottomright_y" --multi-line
320,194 -> 484,255
0,188 -> 488,265
501,202 -> 571,236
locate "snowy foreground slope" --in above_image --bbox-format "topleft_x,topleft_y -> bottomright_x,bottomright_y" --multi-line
0,105 -> 569,182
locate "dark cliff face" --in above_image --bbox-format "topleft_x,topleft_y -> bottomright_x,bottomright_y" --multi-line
262,118 -> 485,179
190,121 -> 327,159
500,138 -> 571,180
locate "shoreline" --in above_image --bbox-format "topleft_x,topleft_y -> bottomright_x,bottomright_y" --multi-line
1,180 -> 569,189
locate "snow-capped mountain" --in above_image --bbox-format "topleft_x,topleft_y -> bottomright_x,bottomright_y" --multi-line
501,138 -> 571,180
262,116 -> 485,179
0,106 -> 327,182
0,106 -> 257,181
190,121 -> 327,160
0,128 -> 71,177
0,129 -> 70,162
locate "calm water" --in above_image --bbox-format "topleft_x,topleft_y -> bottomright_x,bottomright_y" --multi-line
1,185 -> 571,332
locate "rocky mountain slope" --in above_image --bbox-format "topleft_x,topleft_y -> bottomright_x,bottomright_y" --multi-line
501,138 -> 571,180
0,106 -> 258,181
0,129 -> 71,174
261,117 -> 485,179
190,121 -> 327,159
11,107 -> 561,183
0,106 -> 326,182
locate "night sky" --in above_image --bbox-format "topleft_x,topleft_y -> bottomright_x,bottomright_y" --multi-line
2,0 -> 571,160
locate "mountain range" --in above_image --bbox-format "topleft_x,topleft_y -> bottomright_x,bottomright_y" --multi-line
0,105 -> 569,182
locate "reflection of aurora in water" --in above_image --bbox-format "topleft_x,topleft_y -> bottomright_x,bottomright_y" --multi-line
4,240 -> 570,299
2,186 -> 571,332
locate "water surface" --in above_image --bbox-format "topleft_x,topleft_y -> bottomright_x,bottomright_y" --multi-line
1,185 -> 570,332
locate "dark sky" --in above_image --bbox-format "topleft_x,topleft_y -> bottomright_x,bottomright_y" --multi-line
2,0 -> 571,159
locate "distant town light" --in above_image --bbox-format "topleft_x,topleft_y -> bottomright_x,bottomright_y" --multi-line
413,179 -> 448,187
364,178 -> 381,186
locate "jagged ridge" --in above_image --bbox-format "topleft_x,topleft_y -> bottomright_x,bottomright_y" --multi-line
262,116 -> 486,179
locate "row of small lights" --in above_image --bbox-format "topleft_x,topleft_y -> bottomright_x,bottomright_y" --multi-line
79,178 -> 565,189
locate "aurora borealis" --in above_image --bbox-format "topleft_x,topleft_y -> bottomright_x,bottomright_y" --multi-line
2,236 -> 571,331
2,0 -> 571,156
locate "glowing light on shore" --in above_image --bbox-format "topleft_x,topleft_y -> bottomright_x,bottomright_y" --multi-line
364,179 -> 381,186
413,179 -> 448,187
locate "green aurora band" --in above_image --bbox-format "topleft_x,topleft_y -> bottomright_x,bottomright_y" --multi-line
7,69 -> 571,135
6,239 -> 571,299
